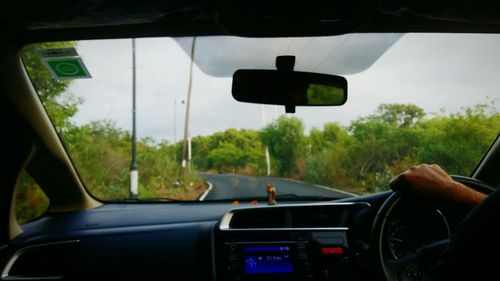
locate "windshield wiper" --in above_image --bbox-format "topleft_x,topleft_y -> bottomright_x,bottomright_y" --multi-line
106,194 -> 340,203
106,197 -> 192,203
207,194 -> 340,202
277,194 -> 340,201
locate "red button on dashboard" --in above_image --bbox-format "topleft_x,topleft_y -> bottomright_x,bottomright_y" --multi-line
321,247 -> 344,255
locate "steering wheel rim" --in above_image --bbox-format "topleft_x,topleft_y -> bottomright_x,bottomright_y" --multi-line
372,190 -> 405,281
372,175 -> 494,281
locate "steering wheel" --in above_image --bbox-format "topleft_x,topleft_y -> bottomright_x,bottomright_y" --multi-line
372,175 -> 495,281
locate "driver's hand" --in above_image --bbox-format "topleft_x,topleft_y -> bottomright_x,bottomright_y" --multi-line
390,164 -> 486,208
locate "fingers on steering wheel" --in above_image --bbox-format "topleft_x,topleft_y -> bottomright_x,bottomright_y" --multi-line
430,164 -> 450,177
389,174 -> 405,191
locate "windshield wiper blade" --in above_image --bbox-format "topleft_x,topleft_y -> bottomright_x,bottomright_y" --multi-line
107,197 -> 191,203
207,194 -> 340,202
277,194 -> 339,201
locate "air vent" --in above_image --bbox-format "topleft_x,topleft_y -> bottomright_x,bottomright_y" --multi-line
229,208 -> 288,229
2,240 -> 79,280
291,206 -> 346,228
220,202 -> 370,230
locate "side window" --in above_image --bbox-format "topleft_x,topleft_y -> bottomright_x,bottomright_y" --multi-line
15,170 -> 49,224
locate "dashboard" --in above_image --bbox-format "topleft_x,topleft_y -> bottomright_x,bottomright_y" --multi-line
0,192 -> 454,281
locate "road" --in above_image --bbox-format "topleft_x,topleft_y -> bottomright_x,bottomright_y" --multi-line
200,173 -> 354,201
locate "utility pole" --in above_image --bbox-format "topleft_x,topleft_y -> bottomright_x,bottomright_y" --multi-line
173,97 -> 177,146
178,37 -> 196,181
261,105 -> 271,176
173,97 -> 185,145
129,38 -> 138,198
173,97 -> 185,163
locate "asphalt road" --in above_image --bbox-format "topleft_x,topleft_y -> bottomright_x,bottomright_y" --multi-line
200,173 -> 355,201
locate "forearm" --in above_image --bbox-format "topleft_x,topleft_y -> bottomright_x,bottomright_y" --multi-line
391,164 -> 488,209
444,181 -> 487,208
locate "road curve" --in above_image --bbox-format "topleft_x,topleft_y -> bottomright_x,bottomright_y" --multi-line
200,173 -> 354,201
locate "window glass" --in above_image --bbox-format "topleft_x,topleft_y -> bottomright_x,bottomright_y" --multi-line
15,170 -> 49,224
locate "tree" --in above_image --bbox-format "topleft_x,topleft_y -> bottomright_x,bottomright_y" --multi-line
348,104 -> 424,174
207,143 -> 244,172
417,103 -> 500,175
306,123 -> 351,186
368,103 -> 425,128
192,129 -> 266,174
260,116 -> 306,176
64,121 -> 131,199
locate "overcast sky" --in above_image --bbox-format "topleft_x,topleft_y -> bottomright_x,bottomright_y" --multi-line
65,33 -> 500,142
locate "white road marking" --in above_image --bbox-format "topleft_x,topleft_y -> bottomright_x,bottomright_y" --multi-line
313,184 -> 358,197
198,181 -> 214,201
275,177 -> 358,197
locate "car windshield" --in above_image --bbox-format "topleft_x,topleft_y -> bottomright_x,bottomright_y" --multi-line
21,34 -> 500,201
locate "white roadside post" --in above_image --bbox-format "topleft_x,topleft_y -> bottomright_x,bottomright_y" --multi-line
130,170 -> 138,196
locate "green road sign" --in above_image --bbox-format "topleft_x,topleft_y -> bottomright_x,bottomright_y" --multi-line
43,57 -> 91,80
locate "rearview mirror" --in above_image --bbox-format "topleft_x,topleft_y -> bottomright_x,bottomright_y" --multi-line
232,69 -> 347,113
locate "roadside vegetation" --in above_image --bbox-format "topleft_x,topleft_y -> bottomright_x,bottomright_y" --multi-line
192,103 -> 499,194
15,42 -> 500,223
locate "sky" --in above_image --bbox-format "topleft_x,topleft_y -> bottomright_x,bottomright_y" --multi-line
64,33 -> 500,142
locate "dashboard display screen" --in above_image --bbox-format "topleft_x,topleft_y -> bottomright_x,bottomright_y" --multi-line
244,246 -> 293,274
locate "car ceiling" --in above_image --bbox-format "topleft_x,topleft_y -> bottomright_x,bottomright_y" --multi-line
1,0 -> 500,43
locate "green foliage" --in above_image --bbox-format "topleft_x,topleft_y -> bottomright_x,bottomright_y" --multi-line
188,103 -> 497,194
307,84 -> 345,105
192,129 -> 266,174
417,104 -> 500,175
136,140 -> 179,198
261,116 -> 306,177
208,143 -> 244,172
253,102 -> 497,194
64,121 -> 132,199
306,123 -> 351,186
64,121 -> 190,200
15,170 -> 49,224
370,103 -> 425,128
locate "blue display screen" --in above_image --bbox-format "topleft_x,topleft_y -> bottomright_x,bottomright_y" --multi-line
244,246 -> 293,274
